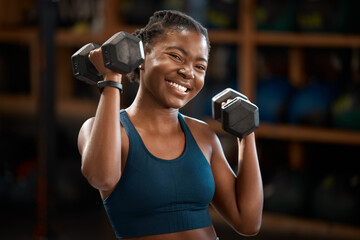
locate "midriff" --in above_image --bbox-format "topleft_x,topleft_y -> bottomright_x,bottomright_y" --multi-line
118,225 -> 217,240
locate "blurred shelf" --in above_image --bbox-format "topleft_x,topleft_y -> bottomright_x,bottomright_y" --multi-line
0,28 -> 38,43
208,30 -> 242,44
257,123 -> 360,145
55,27 -> 243,47
0,28 -> 39,117
57,99 -> 98,120
261,212 -> 360,240
0,95 -> 37,116
55,29 -> 109,47
257,32 -> 360,48
207,120 -> 360,146
54,27 -> 360,49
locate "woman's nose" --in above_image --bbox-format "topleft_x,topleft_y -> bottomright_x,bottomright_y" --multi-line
178,67 -> 194,79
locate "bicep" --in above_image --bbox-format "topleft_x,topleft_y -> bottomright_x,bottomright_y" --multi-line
210,134 -> 241,226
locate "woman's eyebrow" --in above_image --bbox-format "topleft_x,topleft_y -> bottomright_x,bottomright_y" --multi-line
165,46 -> 208,63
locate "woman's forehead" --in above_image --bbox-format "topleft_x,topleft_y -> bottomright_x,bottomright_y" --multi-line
158,29 -> 209,54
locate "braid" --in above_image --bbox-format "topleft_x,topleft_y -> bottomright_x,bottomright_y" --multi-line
127,10 -> 210,83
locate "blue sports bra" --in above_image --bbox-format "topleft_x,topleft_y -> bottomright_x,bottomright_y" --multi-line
103,109 -> 215,238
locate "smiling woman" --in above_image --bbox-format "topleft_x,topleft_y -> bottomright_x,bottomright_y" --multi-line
137,28 -> 208,109
77,10 -> 263,240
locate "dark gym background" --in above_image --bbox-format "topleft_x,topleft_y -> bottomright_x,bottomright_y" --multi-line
1,0 -> 360,239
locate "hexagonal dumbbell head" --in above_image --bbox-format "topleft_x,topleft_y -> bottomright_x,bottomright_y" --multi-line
102,32 -> 145,74
212,88 -> 259,138
221,97 -> 259,138
71,43 -> 103,85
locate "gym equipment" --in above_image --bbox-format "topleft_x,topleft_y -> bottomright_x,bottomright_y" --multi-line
264,170 -> 307,215
295,0 -> 347,33
288,82 -> 337,126
71,43 -> 102,84
332,91 -> 360,130
212,88 -> 259,138
71,32 -> 145,85
311,174 -> 359,224
256,77 -> 295,123
256,0 -> 296,31
205,1 -> 237,29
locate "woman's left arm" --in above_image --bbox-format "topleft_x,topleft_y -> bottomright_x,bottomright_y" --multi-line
210,132 -> 263,236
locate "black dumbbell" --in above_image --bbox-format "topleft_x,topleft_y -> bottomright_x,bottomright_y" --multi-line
71,43 -> 103,84
71,32 -> 145,85
212,88 -> 259,138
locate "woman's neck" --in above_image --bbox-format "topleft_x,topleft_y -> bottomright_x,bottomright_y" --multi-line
126,96 -> 180,133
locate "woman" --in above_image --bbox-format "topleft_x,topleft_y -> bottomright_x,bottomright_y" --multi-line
78,10 -> 263,240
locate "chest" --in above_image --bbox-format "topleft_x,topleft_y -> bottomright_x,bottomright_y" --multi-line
117,113 -> 215,213
118,152 -> 215,213
138,130 -> 212,165
140,131 -> 186,160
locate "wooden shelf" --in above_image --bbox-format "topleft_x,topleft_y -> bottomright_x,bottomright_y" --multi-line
54,28 -> 243,47
0,95 -> 37,116
206,119 -> 360,146
257,123 -> 360,146
0,28 -> 39,116
257,32 -> 360,48
53,27 -> 360,50
55,29 -> 108,47
57,98 -> 98,120
208,30 -> 242,44
0,28 -> 38,43
261,212 -> 360,239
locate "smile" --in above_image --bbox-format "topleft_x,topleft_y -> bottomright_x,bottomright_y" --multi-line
166,80 -> 189,93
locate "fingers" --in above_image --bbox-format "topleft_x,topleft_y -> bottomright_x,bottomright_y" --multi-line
221,98 -> 233,107
88,49 -> 121,81
88,48 -> 105,72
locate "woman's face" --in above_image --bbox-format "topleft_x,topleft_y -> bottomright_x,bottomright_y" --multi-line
139,29 -> 209,109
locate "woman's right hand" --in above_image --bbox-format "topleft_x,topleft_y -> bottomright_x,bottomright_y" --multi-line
88,48 -> 122,83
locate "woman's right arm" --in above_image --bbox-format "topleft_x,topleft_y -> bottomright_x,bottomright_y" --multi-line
77,48 -> 122,192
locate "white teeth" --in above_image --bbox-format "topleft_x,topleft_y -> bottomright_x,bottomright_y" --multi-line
167,81 -> 187,92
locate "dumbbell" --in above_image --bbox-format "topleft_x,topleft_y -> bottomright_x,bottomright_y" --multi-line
212,88 -> 259,138
71,32 -> 145,85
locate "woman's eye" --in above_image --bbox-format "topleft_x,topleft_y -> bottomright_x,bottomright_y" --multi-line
196,65 -> 206,71
169,53 -> 181,61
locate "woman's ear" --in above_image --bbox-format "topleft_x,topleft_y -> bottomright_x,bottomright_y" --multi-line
139,48 -> 149,71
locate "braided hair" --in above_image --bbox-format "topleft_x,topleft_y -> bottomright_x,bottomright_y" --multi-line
127,10 -> 210,82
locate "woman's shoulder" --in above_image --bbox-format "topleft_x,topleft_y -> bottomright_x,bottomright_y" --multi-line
182,115 -> 217,141
182,114 -> 210,128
